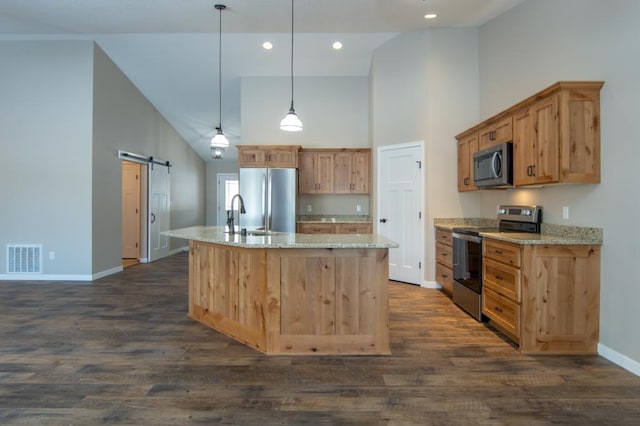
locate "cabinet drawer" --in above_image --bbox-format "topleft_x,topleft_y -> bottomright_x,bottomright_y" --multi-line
335,223 -> 372,234
297,223 -> 335,234
483,238 -> 521,267
483,287 -> 520,339
435,262 -> 453,295
435,229 -> 452,246
483,258 -> 521,302
435,242 -> 453,268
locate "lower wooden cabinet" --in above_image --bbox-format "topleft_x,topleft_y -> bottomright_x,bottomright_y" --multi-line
482,237 -> 601,354
297,222 -> 372,234
434,228 -> 453,295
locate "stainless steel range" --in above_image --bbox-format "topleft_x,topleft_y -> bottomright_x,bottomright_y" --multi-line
451,205 -> 542,321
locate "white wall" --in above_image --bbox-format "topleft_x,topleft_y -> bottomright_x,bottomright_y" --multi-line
477,0 -> 640,368
205,160 -> 238,226
371,29 -> 480,284
241,76 -> 370,148
0,41 -> 94,276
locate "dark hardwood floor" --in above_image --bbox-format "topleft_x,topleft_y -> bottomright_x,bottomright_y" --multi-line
1,252 -> 639,425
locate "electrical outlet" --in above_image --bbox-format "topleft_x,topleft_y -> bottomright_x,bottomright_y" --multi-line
562,206 -> 569,220
49,251 -> 55,260
356,204 -> 362,213
306,205 -> 312,213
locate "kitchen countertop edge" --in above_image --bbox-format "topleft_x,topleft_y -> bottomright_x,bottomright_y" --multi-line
434,218 -> 602,245
165,226 -> 398,249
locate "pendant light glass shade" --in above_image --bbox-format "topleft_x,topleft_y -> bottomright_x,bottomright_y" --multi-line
211,4 -> 228,158
280,103 -> 303,132
281,0 -> 302,132
211,128 -> 229,148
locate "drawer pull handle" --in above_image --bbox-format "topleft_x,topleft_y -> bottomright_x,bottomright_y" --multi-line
494,250 -> 503,254
494,306 -> 503,313
441,274 -> 448,278
495,275 -> 504,280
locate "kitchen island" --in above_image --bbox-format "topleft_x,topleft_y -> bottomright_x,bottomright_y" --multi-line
165,226 -> 398,355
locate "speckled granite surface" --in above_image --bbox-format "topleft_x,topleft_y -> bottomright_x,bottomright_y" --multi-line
297,215 -> 371,224
433,218 -> 498,230
165,226 -> 397,249
434,218 -> 603,245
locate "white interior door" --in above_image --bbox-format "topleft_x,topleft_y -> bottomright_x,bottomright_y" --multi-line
148,162 -> 171,262
122,161 -> 141,259
377,142 -> 424,285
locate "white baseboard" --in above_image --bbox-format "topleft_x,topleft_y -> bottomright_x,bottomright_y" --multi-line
598,343 -> 640,377
92,265 -> 123,280
421,280 -> 441,289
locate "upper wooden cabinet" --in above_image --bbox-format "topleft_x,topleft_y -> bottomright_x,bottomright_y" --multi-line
334,150 -> 371,194
514,84 -> 602,186
237,145 -> 301,168
298,150 -> 334,194
456,81 -> 603,190
478,116 -> 513,151
298,148 -> 371,194
456,130 -> 478,192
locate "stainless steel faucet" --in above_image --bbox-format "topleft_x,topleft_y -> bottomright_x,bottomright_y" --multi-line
227,194 -> 246,234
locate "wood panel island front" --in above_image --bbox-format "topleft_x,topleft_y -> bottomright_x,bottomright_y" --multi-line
165,226 -> 398,355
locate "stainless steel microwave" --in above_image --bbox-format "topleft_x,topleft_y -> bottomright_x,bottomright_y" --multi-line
473,142 -> 513,187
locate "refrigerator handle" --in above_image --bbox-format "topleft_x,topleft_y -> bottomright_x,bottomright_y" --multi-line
261,173 -> 267,230
266,170 -> 273,231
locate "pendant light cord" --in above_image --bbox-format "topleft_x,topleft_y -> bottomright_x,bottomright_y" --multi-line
218,5 -> 223,129
290,0 -> 294,108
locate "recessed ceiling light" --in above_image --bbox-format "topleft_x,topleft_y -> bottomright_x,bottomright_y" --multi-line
262,41 -> 273,50
424,13 -> 438,19
332,41 -> 343,50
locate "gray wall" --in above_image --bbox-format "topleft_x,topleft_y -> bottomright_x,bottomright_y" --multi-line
0,40 -> 206,279
0,40 -> 94,277
370,28 -> 481,284
477,0 -> 640,369
92,44 -> 206,272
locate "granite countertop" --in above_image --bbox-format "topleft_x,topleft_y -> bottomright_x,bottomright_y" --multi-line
297,215 -> 371,224
165,226 -> 398,249
433,218 -> 603,245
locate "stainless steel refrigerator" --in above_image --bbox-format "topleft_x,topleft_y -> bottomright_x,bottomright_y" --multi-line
239,168 -> 297,233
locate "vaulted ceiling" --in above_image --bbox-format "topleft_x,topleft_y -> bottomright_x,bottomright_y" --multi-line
0,0 -> 524,160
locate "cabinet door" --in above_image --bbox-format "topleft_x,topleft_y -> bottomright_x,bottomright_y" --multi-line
478,116 -> 513,151
316,152 -> 334,194
457,134 -> 478,192
513,108 -> 534,186
333,152 -> 353,194
268,149 -> 298,168
351,151 -> 370,194
298,151 -> 318,193
238,148 -> 268,168
520,244 -> 600,354
531,96 -> 559,184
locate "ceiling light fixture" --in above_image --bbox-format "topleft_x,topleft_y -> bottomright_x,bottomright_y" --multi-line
424,13 -> 438,19
280,0 -> 302,132
211,4 -> 229,159
263,41 -> 273,50
332,41 -> 343,50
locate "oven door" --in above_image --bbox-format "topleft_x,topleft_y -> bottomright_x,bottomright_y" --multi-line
452,232 -> 484,321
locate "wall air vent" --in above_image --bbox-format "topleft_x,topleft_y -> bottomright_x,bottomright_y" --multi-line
7,244 -> 42,274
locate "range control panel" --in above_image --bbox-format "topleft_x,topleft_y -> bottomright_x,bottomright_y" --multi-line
497,205 -> 542,224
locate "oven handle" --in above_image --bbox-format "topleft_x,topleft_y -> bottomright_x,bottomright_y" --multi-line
452,232 -> 483,244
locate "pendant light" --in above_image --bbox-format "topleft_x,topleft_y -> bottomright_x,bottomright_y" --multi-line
280,0 -> 303,132
211,4 -> 229,158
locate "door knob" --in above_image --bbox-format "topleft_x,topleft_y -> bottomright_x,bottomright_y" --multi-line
379,218 -> 388,223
